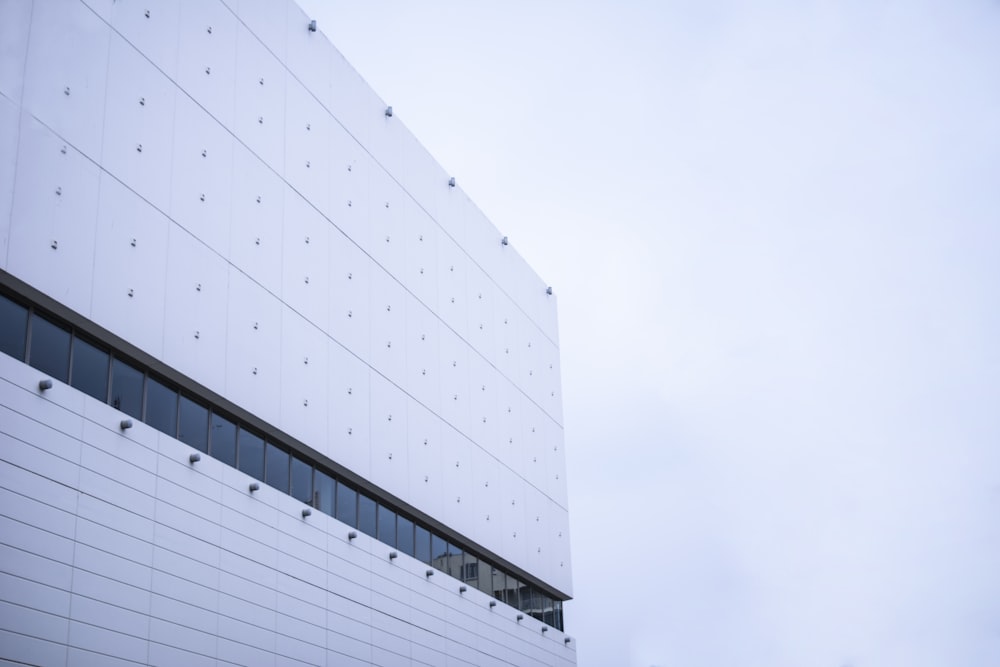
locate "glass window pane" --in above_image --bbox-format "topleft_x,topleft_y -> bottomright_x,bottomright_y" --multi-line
476,559 -> 493,595
0,294 -> 28,360
29,315 -> 70,382
290,455 -> 312,504
145,376 -> 178,436
506,575 -> 522,609
336,483 -> 357,527
264,441 -> 288,491
554,600 -> 563,631
238,428 -> 265,480
110,358 -> 143,419
358,493 -> 376,537
396,516 -> 414,557
70,337 -> 109,401
178,396 -> 209,452
491,569 -> 507,601
463,553 -> 479,587
377,504 -> 395,547
313,470 -> 335,515
210,412 -> 237,466
542,594 -> 554,626
431,534 -> 448,571
447,545 -> 463,579
414,525 -> 430,564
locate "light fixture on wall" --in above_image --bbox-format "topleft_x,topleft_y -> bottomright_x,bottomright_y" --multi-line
249,482 -> 260,492
425,569 -> 434,578
38,379 -> 52,391
501,236 -> 509,246
459,586 -> 467,593
448,177 -> 456,187
301,508 -> 312,518
189,453 -> 201,463
385,106 -> 393,117
546,286 -> 553,295
348,530 -> 358,540
541,627 -> 548,634
308,19 -> 317,32
516,614 -> 524,622
489,601 -> 497,608
120,419 -> 133,430
564,637 -> 572,645
389,551 -> 398,560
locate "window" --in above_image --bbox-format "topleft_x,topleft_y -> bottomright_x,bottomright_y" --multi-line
238,428 -> 265,480
313,470 -> 335,515
145,376 -> 178,436
29,315 -> 70,382
110,358 -> 143,419
210,412 -> 237,467
265,442 -> 290,492
336,483 -> 357,527
431,534 -> 449,571
462,559 -> 479,584
377,504 -> 396,547
70,336 -> 109,402
358,493 -> 376,537
290,454 -> 312,504
396,516 -> 414,557
178,396 -> 209,452
0,294 -> 27,360
415,525 -> 431,564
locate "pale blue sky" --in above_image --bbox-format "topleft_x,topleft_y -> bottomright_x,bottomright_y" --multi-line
298,2 -> 1000,665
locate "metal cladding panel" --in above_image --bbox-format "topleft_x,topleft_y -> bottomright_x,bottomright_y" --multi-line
466,267 -> 497,366
102,34 -> 177,215
499,468 -> 528,571
91,174 -> 169,358
403,296 -> 441,413
176,0 -> 239,130
229,142 -> 285,294
327,339 -> 371,479
169,93 -> 234,258
282,187 -> 330,332
467,354 -> 500,456
438,324 -> 471,439
402,197 -> 439,307
238,0 -> 289,62
21,0 -> 110,161
329,125 -> 371,253
369,373 -> 409,501
493,291 -> 522,383
162,224 -> 229,394
400,124 -> 448,226
470,446 -> 501,550
280,306 -> 329,451
328,49 -> 372,152
439,426 -> 473,533
405,401 -> 443,521
368,104 -> 404,186
369,266 -> 407,388
495,377 -> 524,474
369,168 -> 406,281
328,229 -> 372,363
0,0 -> 31,103
285,1 -> 333,112
224,267 -> 282,426
285,79 -> 332,217
109,0 -> 180,80
234,23 -> 287,173
7,115 -> 99,316
437,235 -> 470,341
0,97 -> 15,266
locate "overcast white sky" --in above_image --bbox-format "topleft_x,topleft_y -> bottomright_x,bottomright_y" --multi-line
298,1 -> 1000,665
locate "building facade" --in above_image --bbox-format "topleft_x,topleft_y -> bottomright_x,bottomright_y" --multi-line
0,1 -> 574,665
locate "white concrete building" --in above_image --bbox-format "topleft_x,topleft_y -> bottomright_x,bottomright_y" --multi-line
0,1 -> 574,665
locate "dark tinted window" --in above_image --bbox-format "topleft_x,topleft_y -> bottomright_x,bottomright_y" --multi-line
290,455 -> 312,504
178,396 -> 209,452
396,516 -> 414,557
29,315 -> 70,382
431,534 -> 449,571
145,376 -> 178,436
358,493 -> 376,537
415,525 -> 430,564
336,483 -> 357,527
265,442 -> 289,492
314,470 -> 335,515
210,412 -> 237,466
110,358 -> 143,419
492,569 -> 507,601
0,294 -> 28,360
377,504 -> 396,547
448,546 -> 464,579
477,558 -> 493,594
238,429 -> 265,480
70,337 -> 109,401
463,553 -> 479,586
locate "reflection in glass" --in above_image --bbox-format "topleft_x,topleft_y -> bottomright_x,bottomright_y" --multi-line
462,553 -> 479,587
70,337 -> 109,402
210,412 -> 237,466
431,534 -> 448,572
358,493 -> 376,537
29,315 -> 71,382
265,442 -> 289,492
0,294 -> 28,360
377,504 -> 396,547
178,396 -> 209,452
415,525 -> 430,564
336,483 -> 357,527
238,429 -> 265,480
314,470 -> 335,515
396,516 -> 414,557
290,455 -> 312,504
110,358 -> 143,419
145,376 -> 178,436
477,559 -> 494,595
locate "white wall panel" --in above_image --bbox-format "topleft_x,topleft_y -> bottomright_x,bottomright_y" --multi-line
284,80 -> 331,216
369,266 -> 407,387
285,1 -> 333,109
403,198 -> 439,307
438,324 -> 471,438
176,0 -> 238,130
109,0 -> 180,80
281,187 -> 330,331
102,32 -> 177,226
229,142 -> 284,293
369,373 -> 409,501
400,126 -> 448,226
224,267 -> 282,425
438,427 -> 472,532
437,235 -> 470,340
498,468 -> 528,575
369,167 -> 406,280
279,306 -> 328,451
0,0 -> 31,104
467,355 -> 500,455
328,228 -> 371,363
162,223 -> 229,392
91,174 -> 169,358
7,115 -> 100,316
169,93 -> 234,257
404,296 -> 441,412
21,0 -> 110,161
495,378 -> 522,474
328,49 -> 370,149
0,96 -> 15,267
470,446 -> 500,549
326,340 -> 371,479
234,24 -> 287,172
238,0 -> 288,62
405,401 -> 443,521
